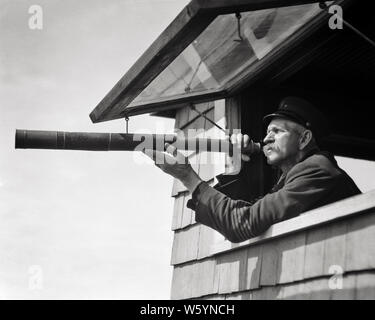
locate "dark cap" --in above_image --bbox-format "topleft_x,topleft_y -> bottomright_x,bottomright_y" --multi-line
263,96 -> 330,139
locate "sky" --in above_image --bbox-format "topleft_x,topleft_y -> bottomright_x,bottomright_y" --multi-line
1,0 -> 375,300
0,0 -> 190,299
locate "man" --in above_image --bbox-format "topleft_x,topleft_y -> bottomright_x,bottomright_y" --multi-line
145,97 -> 361,243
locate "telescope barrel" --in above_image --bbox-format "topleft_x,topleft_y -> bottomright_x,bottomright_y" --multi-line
15,130 -> 262,154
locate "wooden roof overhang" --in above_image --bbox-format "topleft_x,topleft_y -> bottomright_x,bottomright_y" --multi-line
89,0 -> 334,123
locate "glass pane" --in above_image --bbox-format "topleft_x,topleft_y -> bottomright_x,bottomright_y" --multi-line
130,3 -> 322,106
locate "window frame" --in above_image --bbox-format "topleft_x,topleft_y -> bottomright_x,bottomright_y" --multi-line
89,0 -> 341,123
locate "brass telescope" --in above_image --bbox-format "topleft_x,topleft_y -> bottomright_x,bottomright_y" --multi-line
15,129 -> 262,154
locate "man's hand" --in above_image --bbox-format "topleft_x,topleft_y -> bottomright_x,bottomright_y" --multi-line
230,133 -> 252,162
143,143 -> 203,193
225,133 -> 252,175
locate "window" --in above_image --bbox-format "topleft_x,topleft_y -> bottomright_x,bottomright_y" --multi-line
131,4 -> 321,105
90,0 -> 340,123
336,156 -> 375,193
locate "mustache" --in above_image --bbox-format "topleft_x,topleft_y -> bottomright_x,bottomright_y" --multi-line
263,144 -> 274,153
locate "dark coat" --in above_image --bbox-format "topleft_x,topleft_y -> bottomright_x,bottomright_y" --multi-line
187,151 -> 361,243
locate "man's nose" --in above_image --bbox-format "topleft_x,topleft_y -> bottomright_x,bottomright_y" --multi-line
263,132 -> 274,145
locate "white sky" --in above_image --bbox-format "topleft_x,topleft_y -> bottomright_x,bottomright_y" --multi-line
1,0 -> 375,300
0,0 -> 190,299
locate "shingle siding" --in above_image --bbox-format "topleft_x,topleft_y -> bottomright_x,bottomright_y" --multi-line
170,211 -> 375,299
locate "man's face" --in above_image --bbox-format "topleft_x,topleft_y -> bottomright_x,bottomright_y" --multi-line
263,118 -> 302,167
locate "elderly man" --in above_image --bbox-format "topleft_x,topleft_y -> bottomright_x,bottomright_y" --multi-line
146,97 -> 361,242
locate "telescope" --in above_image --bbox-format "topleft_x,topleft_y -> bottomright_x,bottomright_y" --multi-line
15,129 -> 262,155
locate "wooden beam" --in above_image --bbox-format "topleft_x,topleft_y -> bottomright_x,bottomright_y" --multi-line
197,0 -> 320,14
210,190 -> 375,257
116,89 -> 226,118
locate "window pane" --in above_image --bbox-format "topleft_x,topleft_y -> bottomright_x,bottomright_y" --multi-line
131,3 -> 321,105
336,156 -> 375,193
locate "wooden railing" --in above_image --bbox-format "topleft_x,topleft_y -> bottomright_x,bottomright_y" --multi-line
210,189 -> 375,256
170,190 -> 375,299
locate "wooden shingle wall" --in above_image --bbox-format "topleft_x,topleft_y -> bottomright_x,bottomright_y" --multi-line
170,99 -> 236,297
170,208 -> 375,300
170,99 -> 231,263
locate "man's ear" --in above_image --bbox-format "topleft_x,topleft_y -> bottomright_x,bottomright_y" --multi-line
299,130 -> 313,150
